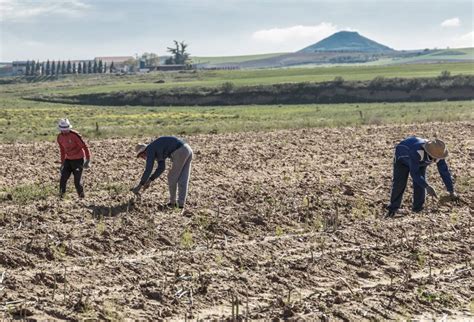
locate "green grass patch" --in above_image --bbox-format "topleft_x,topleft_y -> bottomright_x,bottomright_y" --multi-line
0,100 -> 472,143
2,183 -> 56,202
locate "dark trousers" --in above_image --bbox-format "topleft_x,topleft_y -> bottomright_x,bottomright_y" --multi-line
60,158 -> 84,197
388,160 -> 426,212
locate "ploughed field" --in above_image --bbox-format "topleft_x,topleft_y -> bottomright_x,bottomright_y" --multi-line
0,122 -> 472,320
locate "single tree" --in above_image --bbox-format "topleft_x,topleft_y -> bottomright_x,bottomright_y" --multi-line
45,60 -> 51,75
166,41 -> 190,65
36,60 -> 41,74
109,61 -> 115,73
141,52 -> 160,67
61,61 -> 66,74
25,60 -> 30,75
123,58 -> 137,72
88,61 -> 92,73
30,61 -> 35,75
104,62 -> 107,73
51,61 -> 56,75
72,62 -> 77,74
66,60 -> 72,74
93,60 -> 98,73
78,61 -> 82,74
98,60 -> 103,73
56,61 -> 61,75
41,62 -> 46,75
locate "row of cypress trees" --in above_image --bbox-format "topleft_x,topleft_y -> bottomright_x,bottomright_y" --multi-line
24,60 -> 115,76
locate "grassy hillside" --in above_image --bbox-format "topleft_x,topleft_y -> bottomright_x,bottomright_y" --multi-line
190,47 -> 473,68
8,62 -> 472,96
191,53 -> 287,65
390,48 -> 474,64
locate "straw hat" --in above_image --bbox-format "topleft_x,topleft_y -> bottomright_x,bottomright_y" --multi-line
135,143 -> 147,157
424,139 -> 448,159
58,118 -> 72,131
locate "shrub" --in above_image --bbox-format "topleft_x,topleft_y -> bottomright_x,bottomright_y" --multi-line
333,76 -> 344,85
5,184 -> 56,202
438,70 -> 451,79
369,76 -> 386,89
221,81 -> 235,93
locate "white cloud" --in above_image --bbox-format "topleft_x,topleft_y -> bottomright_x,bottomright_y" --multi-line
252,23 -> 338,45
0,0 -> 91,22
441,17 -> 460,28
449,31 -> 474,48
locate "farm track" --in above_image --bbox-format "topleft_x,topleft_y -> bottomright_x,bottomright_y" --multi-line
0,122 -> 472,320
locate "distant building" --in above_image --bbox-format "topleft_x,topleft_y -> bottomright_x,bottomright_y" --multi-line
94,56 -> 134,65
94,56 -> 135,72
0,63 -> 13,77
94,56 -> 134,63
12,61 -> 28,75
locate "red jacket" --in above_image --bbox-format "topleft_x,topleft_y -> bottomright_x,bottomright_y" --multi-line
57,131 -> 90,163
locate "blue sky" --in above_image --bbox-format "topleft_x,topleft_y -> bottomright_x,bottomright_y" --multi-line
0,0 -> 473,61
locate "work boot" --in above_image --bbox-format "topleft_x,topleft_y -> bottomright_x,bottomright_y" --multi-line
59,193 -> 65,200
78,192 -> 85,199
385,210 -> 396,218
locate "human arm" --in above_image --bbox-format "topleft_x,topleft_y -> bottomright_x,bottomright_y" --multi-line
436,159 -> 454,193
57,136 -> 65,163
149,160 -> 166,181
139,151 -> 156,185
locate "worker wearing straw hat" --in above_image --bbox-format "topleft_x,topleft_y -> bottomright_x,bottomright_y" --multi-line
386,137 -> 458,217
131,136 -> 193,209
57,118 -> 91,199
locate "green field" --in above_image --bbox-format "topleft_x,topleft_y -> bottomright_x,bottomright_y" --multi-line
1,98 -> 472,143
188,48 -> 474,68
191,53 -> 287,64
1,61 -> 473,143
388,48 -> 474,65
6,61 -> 473,97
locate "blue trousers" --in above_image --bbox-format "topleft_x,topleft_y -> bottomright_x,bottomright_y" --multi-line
388,160 -> 426,212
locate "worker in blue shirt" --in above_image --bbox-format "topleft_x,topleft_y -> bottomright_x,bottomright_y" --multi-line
386,137 -> 458,217
131,136 -> 193,209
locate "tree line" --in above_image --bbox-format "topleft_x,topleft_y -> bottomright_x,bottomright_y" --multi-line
24,60 -> 116,76
22,40 -> 191,76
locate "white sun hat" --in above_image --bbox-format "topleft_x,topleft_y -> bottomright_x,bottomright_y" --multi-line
58,118 -> 72,131
135,143 -> 147,157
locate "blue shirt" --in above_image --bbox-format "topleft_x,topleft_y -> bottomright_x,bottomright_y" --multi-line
395,136 -> 454,192
139,136 -> 184,184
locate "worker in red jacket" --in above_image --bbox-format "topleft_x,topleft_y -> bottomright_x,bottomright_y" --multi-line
56,119 -> 91,199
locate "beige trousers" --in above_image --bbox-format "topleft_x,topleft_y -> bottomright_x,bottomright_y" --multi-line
168,144 -> 193,206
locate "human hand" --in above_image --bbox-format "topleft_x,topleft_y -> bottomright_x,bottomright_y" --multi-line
83,159 -> 91,169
